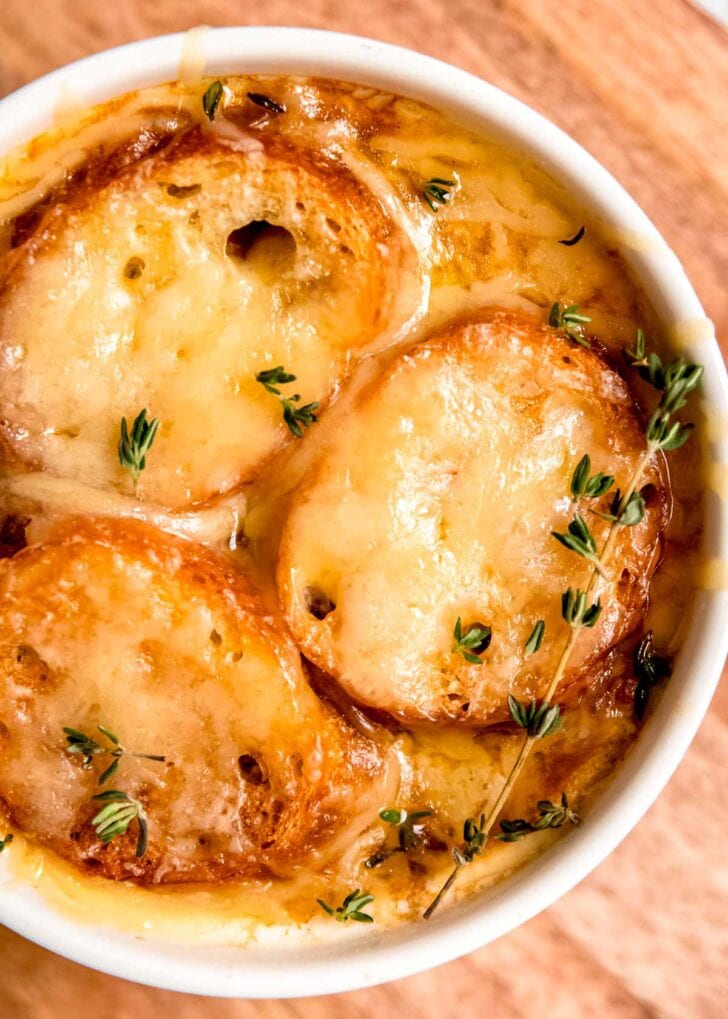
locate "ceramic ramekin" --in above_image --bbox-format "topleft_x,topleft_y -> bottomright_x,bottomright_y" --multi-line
0,26 -> 726,999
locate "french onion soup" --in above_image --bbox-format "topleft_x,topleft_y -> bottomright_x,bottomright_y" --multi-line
0,74 -> 703,937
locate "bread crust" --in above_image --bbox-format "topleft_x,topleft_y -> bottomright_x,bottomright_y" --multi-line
278,309 -> 669,725
0,517 -> 392,883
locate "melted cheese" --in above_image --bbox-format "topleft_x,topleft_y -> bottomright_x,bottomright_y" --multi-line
279,311 -> 667,723
0,472 -> 246,547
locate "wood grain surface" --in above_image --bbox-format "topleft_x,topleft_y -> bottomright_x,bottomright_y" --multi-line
0,2 -> 726,1016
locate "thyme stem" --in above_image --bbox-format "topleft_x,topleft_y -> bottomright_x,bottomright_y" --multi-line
422,861 -> 464,920
423,451 -> 651,920
585,449 -> 652,600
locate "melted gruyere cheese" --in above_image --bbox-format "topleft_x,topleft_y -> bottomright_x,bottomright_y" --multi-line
0,71 -> 704,939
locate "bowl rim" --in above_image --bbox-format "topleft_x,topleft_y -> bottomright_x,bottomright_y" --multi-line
0,25 -> 726,1000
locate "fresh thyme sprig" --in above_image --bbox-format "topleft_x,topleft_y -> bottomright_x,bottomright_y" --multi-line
495,793 -> 579,842
452,617 -> 492,664
365,808 -> 433,868
202,80 -> 224,121
421,706 -> 570,919
551,513 -> 606,577
91,790 -> 148,857
633,631 -> 671,721
255,365 -> 319,437
118,409 -> 159,495
317,889 -> 375,923
63,725 -> 166,785
0,833 -> 13,853
548,302 -> 592,348
423,330 -> 702,919
624,329 -> 703,452
645,366 -> 703,453
625,335 -> 701,395
422,177 -> 457,213
525,620 -> 545,655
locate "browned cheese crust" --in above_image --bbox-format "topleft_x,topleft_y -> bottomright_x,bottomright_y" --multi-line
0,517 -> 393,883
279,309 -> 669,725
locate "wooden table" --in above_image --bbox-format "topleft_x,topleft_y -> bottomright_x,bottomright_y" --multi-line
1,2 -> 726,1016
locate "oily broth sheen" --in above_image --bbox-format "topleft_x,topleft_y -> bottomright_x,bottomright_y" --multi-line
0,74 -> 703,938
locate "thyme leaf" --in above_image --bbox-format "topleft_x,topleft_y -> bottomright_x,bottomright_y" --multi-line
118,409 -> 159,491
422,177 -> 457,213
551,513 -> 605,575
592,489 -> 645,526
548,302 -> 591,348
255,365 -> 319,437
558,226 -> 586,246
317,888 -> 375,923
0,833 -> 13,853
63,725 -> 166,785
247,92 -> 286,114
255,366 -> 296,394
570,453 -> 615,500
365,807 -> 433,868
626,345 -> 703,401
452,814 -> 488,866
634,631 -> 671,721
91,790 -> 148,857
616,489 -> 646,526
421,815 -> 486,919
507,695 -> 563,739
561,587 -> 602,629
646,411 -> 695,452
281,398 -> 319,438
623,327 -> 647,367
495,793 -> 579,842
202,81 -> 224,121
452,617 -> 492,665
524,620 -> 545,655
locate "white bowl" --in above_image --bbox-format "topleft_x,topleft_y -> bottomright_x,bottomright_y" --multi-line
0,26 -> 726,999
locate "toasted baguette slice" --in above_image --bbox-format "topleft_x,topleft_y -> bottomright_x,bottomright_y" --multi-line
0,517 -> 393,883
279,310 -> 668,725
0,128 -> 414,509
